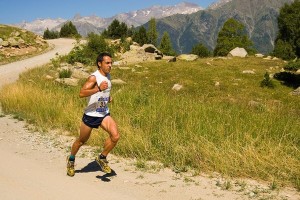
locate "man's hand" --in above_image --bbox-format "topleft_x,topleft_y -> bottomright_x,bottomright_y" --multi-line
99,81 -> 108,91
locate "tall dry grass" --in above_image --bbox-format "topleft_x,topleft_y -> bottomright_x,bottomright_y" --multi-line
0,57 -> 299,189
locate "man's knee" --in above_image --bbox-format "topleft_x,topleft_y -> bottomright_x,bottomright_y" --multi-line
111,132 -> 120,143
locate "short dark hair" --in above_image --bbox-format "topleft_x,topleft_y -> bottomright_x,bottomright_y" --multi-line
96,52 -> 112,68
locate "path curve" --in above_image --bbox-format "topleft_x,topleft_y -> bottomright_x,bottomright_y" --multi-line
0,38 -> 75,87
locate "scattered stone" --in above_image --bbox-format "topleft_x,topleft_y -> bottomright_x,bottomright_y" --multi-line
111,79 -> 126,85
242,70 -> 255,74
45,75 -> 54,80
117,66 -> 131,70
71,68 -> 89,79
177,54 -> 198,61
228,47 -> 248,57
2,41 -> 9,47
255,53 -> 264,58
167,56 -> 176,62
263,56 -> 272,60
290,87 -> 300,96
55,78 -> 79,86
172,84 -> 183,91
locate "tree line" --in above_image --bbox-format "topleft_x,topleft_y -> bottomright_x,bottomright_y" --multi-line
44,0 -> 299,61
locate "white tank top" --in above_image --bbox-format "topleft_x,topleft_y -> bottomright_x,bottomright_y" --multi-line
84,70 -> 111,117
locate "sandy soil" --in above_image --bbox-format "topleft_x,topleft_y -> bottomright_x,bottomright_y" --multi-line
0,38 -> 299,200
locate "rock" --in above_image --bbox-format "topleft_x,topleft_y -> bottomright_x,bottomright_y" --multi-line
129,44 -> 140,51
74,62 -> 84,68
45,75 -> 54,80
263,56 -> 272,60
177,54 -> 198,61
168,57 -> 176,62
8,37 -> 19,47
255,53 -> 264,58
111,79 -> 126,85
242,70 -> 255,74
154,54 -> 162,60
172,84 -> 183,91
142,44 -> 157,53
55,78 -> 79,86
1,41 -> 9,47
228,47 -> 248,57
71,68 -> 89,79
290,87 -> 300,96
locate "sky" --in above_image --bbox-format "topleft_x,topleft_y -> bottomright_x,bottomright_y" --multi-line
0,0 -> 217,24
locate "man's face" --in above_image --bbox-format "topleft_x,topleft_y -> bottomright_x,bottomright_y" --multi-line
99,56 -> 112,74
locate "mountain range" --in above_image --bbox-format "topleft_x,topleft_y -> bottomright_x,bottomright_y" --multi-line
15,2 -> 203,36
13,0 -> 294,54
152,0 -> 294,54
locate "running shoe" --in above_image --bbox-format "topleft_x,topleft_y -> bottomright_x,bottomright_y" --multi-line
95,156 -> 112,173
66,156 -> 75,177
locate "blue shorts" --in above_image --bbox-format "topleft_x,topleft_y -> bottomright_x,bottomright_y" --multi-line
82,113 -> 110,128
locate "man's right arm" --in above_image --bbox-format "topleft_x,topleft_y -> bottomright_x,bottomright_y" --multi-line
79,76 -> 99,98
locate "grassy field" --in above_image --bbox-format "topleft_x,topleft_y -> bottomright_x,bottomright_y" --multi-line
0,56 -> 299,189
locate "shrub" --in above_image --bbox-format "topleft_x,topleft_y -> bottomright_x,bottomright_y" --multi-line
59,69 -> 72,78
191,43 -> 212,58
260,72 -> 275,88
273,39 -> 296,60
66,33 -> 114,65
43,28 -> 59,39
284,60 -> 300,71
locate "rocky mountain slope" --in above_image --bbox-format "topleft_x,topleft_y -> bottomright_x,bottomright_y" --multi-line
14,2 -> 202,36
154,0 -> 294,54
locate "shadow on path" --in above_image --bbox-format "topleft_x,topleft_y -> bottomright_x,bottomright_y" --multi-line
75,160 -> 117,182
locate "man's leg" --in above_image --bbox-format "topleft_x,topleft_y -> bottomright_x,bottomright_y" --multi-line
67,122 -> 93,176
95,116 -> 120,173
100,115 -> 120,156
71,122 -> 93,156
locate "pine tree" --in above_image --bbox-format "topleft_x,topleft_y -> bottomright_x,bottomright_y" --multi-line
159,31 -> 176,56
214,18 -> 254,56
147,18 -> 158,46
133,26 -> 148,46
60,21 -> 80,38
273,0 -> 300,60
105,19 -> 129,39
43,28 -> 59,39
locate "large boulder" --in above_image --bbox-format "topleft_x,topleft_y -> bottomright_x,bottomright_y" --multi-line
120,43 -> 163,64
228,47 -> 248,57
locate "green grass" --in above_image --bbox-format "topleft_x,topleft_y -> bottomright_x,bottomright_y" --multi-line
0,57 -> 299,189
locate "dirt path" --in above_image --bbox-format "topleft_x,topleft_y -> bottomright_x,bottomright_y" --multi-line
0,39 -> 299,200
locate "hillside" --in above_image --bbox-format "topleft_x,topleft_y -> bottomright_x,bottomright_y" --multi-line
0,24 -> 49,65
155,0 -> 294,54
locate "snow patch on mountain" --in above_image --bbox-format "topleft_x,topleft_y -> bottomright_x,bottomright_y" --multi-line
208,0 -> 233,10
